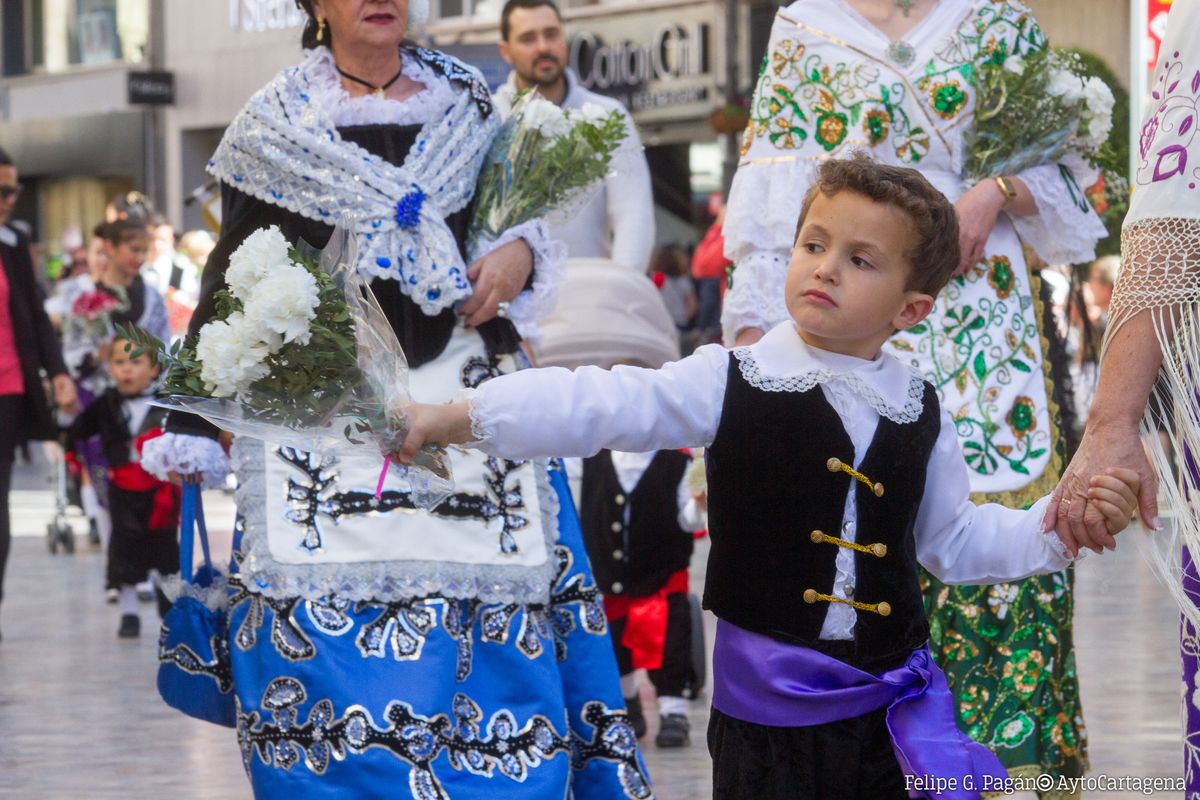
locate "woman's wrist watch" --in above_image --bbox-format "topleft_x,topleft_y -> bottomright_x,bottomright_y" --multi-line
993,176 -> 1017,206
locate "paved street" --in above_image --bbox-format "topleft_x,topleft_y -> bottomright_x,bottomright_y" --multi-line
0,446 -> 1186,799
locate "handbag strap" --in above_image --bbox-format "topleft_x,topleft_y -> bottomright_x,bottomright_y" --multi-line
180,483 -> 213,585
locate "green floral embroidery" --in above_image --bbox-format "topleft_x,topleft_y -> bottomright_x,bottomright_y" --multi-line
987,255 -> 1014,298
929,81 -> 967,119
863,109 -> 890,145
893,262 -> 1048,480
744,39 -> 929,163
815,111 -> 849,150
942,630 -> 980,662
1001,649 -> 1046,698
1050,712 -> 1081,756
1006,395 -> 1037,439
915,2 -> 1047,121
992,711 -> 1036,749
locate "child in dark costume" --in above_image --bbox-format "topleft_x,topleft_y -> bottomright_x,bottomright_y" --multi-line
70,337 -> 179,637
580,447 -> 705,747
400,157 -> 1141,799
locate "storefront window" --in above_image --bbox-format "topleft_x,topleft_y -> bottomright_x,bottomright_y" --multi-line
432,0 -> 502,22
30,0 -> 148,72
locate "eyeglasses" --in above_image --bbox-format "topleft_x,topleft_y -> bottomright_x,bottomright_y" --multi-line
0,184 -> 23,201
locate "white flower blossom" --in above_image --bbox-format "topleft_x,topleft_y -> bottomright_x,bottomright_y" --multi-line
242,262 -> 320,347
1046,68 -> 1084,103
226,225 -> 292,298
1003,54 -> 1026,75
574,102 -> 611,126
522,97 -> 572,139
195,312 -> 273,398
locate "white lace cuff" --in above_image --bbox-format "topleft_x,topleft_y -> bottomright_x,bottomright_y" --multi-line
721,250 -> 790,346
141,433 -> 230,490
1044,531 -> 1085,564
1012,157 -> 1108,265
159,572 -> 231,612
472,219 -> 566,347
461,387 -> 493,445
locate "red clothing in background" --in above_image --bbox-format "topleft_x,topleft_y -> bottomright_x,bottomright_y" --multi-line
0,254 -> 25,395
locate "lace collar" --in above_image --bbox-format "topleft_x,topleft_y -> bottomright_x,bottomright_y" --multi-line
304,46 -> 454,128
731,322 -> 927,424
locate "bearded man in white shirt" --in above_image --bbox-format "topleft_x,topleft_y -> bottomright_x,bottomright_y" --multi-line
494,0 -> 655,274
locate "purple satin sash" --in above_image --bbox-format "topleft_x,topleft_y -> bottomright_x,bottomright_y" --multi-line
711,620 -> 1007,800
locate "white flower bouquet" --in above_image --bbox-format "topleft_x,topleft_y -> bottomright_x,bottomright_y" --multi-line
964,48 -> 1114,181
469,91 -> 628,250
118,225 -> 453,508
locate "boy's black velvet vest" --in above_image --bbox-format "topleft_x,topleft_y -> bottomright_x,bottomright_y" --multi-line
703,352 -> 942,671
581,450 -> 693,598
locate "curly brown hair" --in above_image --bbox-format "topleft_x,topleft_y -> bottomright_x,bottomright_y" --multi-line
794,153 -> 960,296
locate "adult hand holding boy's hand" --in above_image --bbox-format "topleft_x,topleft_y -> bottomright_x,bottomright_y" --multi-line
1084,467 -> 1142,540
398,401 -> 474,466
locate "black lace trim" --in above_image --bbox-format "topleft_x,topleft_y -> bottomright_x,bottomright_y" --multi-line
406,46 -> 493,119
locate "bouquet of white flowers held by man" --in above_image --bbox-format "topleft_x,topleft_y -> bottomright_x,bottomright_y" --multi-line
118,225 -> 453,508
964,47 -> 1115,182
469,90 -> 627,251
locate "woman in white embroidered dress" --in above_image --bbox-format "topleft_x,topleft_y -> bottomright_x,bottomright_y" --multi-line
144,2 -> 650,798
722,0 -> 1107,791
1043,1 -> 1200,794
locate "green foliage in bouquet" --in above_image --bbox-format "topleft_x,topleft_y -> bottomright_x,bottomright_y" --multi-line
117,247 -> 363,428
471,91 -> 628,246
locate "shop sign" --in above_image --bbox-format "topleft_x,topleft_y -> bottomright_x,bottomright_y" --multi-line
568,5 -> 716,124
128,71 -> 176,105
230,0 -> 307,32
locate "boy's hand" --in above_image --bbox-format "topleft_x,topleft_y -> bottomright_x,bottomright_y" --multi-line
1085,467 -> 1141,538
398,401 -> 474,466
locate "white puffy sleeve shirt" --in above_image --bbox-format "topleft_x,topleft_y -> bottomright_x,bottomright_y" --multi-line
471,322 -> 1073,638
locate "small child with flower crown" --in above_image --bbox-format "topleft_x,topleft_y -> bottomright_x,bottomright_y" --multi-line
69,336 -> 179,638
397,156 -> 1138,799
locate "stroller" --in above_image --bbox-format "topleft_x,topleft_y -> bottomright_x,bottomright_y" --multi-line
45,413 -> 83,555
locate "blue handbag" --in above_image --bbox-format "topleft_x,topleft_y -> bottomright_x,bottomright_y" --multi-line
156,483 -> 236,727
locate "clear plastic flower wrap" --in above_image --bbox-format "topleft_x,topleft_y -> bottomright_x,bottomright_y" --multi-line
119,225 -> 454,509
468,90 -> 628,256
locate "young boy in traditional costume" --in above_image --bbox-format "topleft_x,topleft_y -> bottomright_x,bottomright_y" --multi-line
70,336 -> 179,638
398,156 -> 1138,799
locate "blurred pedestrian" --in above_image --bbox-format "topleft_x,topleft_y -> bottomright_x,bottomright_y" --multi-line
650,245 -> 697,331
0,146 -> 78,641
96,220 -> 169,346
690,193 -> 730,345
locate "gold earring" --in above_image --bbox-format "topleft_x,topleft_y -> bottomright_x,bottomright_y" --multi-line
317,16 -> 327,42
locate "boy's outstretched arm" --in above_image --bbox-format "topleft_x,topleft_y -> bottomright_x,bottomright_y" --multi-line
398,344 -> 731,464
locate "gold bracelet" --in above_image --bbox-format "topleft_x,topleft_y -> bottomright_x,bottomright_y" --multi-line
993,176 -> 1017,205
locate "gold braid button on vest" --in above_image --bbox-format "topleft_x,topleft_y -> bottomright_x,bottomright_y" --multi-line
876,601 -> 892,617
803,588 -> 819,604
870,543 -> 887,557
826,457 -> 843,473
810,530 -> 825,544
873,482 -> 885,497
